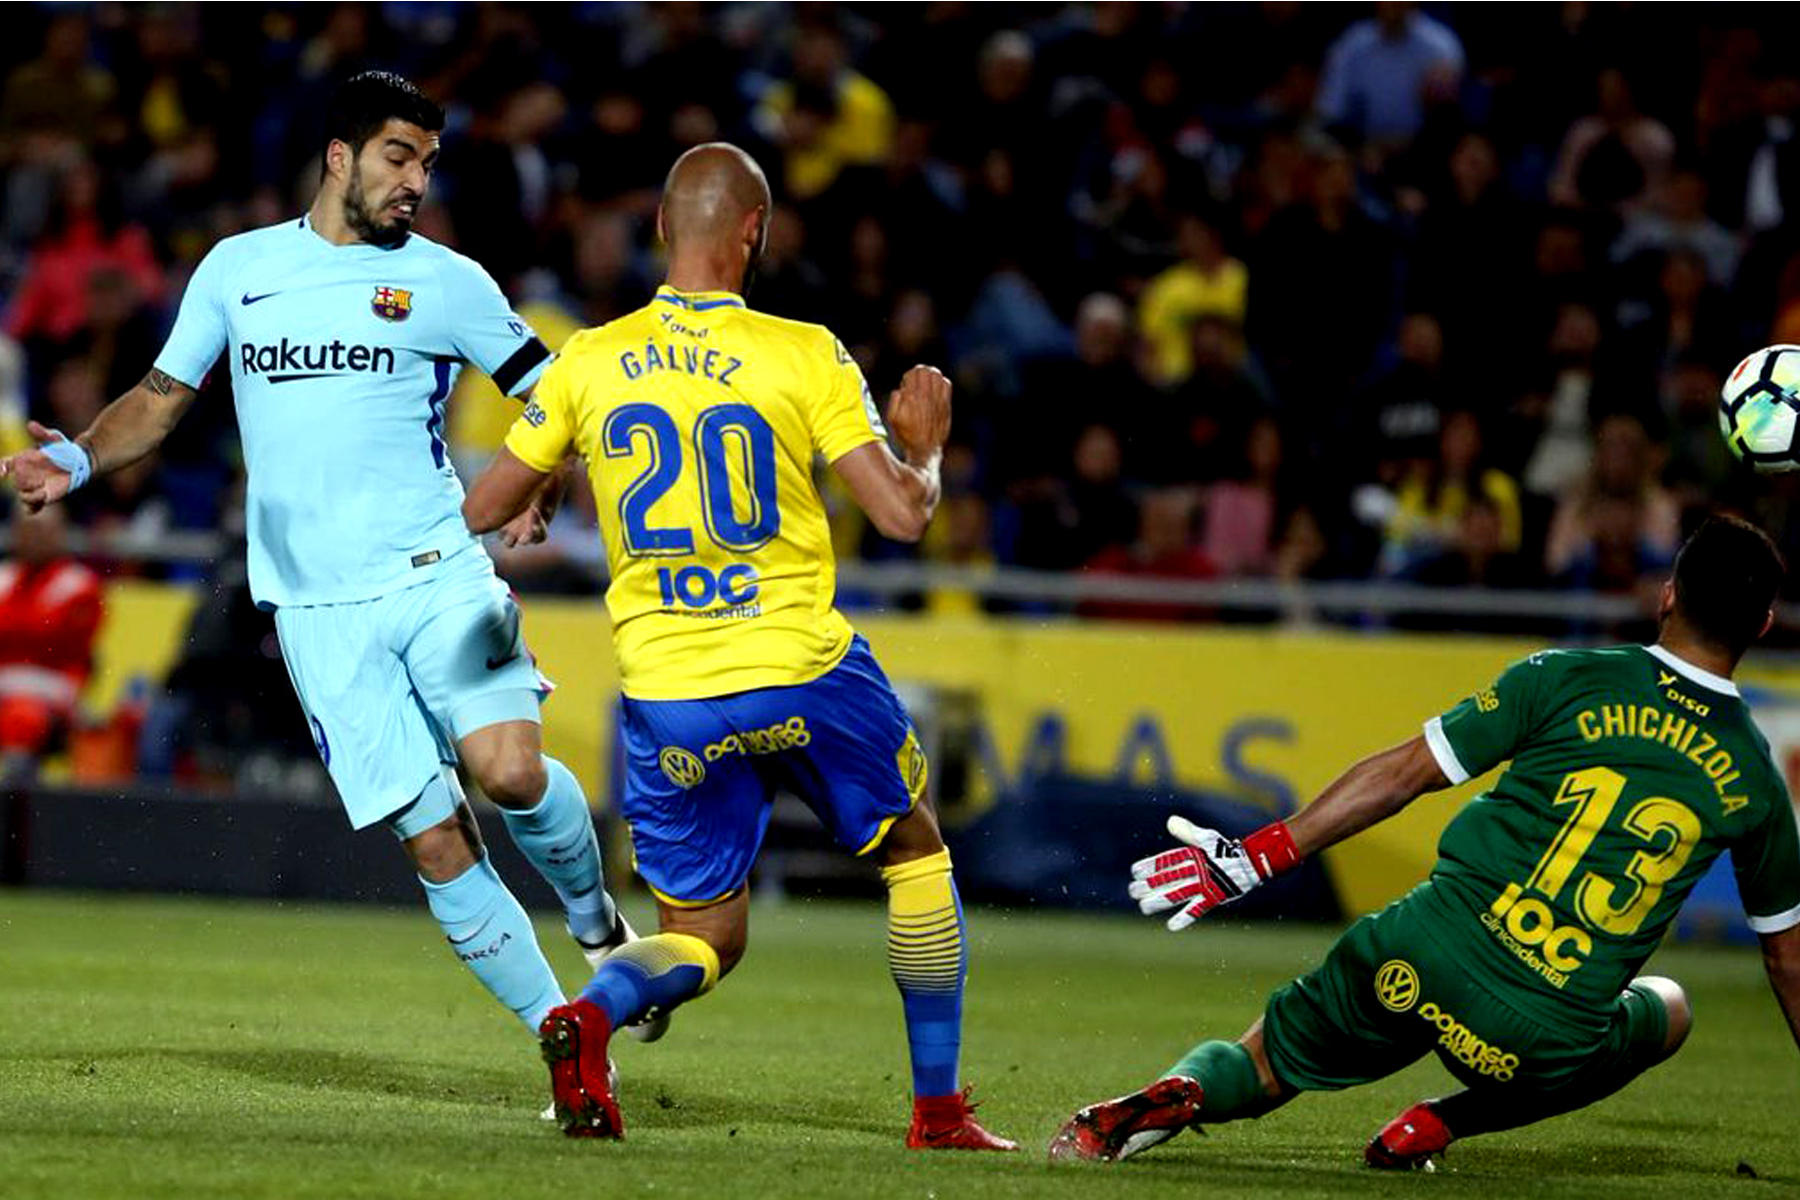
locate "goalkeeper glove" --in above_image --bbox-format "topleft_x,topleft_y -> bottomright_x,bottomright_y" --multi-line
1128,814 -> 1302,931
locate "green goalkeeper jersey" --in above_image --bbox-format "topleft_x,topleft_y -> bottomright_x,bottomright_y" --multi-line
1414,643 -> 1800,1031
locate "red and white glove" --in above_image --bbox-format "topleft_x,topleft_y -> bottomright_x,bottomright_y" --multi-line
1128,815 -> 1302,931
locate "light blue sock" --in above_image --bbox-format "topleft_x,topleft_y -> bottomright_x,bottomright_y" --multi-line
421,855 -> 565,1031
498,755 -> 617,945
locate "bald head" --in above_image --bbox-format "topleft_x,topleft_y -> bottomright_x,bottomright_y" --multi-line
660,142 -> 772,254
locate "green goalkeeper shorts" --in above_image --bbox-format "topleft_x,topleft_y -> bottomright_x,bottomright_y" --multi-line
1261,889 -> 1669,1096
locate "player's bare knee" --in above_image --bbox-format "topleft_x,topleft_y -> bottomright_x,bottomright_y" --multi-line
407,817 -> 481,883
1637,975 -> 1692,1053
660,896 -> 749,977
874,804 -> 945,867
475,752 -> 546,810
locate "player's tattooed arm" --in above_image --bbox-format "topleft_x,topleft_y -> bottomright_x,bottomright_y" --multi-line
1,365 -> 197,508
77,367 -> 199,474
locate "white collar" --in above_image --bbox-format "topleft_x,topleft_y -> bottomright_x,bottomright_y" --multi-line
1645,643 -> 1739,697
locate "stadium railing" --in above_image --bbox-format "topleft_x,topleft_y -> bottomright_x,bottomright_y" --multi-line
16,526 -> 1763,628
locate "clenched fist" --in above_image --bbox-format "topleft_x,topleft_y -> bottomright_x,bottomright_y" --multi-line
886,364 -> 951,461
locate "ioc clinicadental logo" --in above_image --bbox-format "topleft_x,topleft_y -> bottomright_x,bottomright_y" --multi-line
1374,959 -> 1420,1012
659,746 -> 706,789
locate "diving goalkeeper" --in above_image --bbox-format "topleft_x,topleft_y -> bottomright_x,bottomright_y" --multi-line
1051,514 -> 1800,1168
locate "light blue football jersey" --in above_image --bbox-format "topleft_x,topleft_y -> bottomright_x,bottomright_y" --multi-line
155,215 -> 549,607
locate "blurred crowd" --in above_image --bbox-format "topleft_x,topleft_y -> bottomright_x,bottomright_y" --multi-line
5,0 -> 1800,635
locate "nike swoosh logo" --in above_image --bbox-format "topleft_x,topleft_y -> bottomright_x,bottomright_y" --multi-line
240,291 -> 280,306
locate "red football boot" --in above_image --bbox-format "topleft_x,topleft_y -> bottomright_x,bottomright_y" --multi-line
1365,1101 -> 1453,1169
1047,1076 -> 1206,1163
906,1087 -> 1019,1151
538,999 -> 623,1139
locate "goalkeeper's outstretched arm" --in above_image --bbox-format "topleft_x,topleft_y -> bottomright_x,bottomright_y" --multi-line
1132,734 -> 1451,930
1284,735 -> 1451,857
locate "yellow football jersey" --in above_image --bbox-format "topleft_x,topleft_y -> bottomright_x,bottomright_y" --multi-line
506,286 -> 887,700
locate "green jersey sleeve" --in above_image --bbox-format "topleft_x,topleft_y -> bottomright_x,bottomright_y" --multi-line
1734,794 -> 1800,934
1425,653 -> 1553,784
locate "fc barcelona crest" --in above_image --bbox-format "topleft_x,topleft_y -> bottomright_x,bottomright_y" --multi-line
372,286 -> 413,321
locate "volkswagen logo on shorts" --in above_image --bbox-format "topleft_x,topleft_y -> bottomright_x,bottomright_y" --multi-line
1374,959 -> 1420,1012
659,746 -> 706,789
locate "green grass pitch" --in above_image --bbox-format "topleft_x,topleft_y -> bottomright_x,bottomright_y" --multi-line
0,889 -> 1793,1199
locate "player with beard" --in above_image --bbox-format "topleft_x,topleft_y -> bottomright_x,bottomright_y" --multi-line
0,71 -> 663,1076
464,143 -> 1017,1150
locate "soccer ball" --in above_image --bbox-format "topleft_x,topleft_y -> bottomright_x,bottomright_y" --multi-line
1720,345 -> 1800,473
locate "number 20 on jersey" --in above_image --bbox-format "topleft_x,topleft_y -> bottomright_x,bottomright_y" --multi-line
607,401 -> 777,610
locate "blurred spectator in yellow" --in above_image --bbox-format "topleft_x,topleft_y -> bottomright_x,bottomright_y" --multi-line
1382,410 -> 1522,577
1393,494 -> 1543,635
1138,214 -> 1248,386
0,336 -> 28,458
0,504 -> 103,767
1406,494 -> 1536,590
755,18 -> 896,201
122,10 -> 228,156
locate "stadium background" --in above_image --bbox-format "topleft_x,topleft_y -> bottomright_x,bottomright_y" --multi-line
4,1 -> 1800,922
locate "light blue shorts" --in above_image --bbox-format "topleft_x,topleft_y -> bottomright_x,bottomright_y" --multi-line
273,546 -> 548,836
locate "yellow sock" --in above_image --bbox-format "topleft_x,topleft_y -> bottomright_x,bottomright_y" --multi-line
881,849 -> 965,1096
579,932 -> 719,1027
